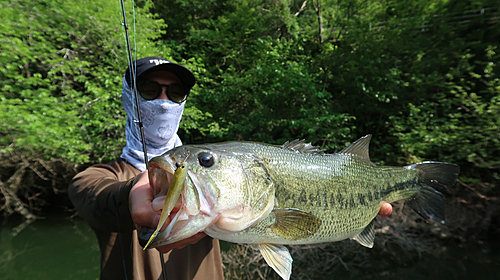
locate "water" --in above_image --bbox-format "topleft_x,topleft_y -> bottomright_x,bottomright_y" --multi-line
0,214 -> 99,280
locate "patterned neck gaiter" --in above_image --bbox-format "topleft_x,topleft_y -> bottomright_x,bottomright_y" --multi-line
120,76 -> 184,171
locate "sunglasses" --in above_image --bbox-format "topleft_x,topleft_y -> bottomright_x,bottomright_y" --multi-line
137,80 -> 189,103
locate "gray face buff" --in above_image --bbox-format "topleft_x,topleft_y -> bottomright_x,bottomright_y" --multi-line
120,76 -> 184,171
139,98 -> 185,149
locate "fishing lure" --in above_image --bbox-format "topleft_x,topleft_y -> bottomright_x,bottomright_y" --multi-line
143,162 -> 188,249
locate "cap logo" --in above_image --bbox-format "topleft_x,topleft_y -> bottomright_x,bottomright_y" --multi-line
149,59 -> 171,65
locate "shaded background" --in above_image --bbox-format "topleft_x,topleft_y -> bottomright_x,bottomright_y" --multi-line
0,0 -> 499,279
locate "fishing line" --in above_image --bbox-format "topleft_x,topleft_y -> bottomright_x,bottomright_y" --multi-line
119,1 -> 168,279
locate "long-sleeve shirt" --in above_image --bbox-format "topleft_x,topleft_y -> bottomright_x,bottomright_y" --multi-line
69,158 -> 224,280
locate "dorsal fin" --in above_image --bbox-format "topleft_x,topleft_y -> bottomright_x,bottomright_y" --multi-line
281,139 -> 324,155
339,135 -> 372,161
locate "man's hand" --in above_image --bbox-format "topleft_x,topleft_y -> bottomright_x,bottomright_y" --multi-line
129,170 -> 207,254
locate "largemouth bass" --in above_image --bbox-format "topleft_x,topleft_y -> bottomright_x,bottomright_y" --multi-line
141,135 -> 459,280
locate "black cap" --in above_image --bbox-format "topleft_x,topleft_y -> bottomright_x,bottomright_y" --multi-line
124,57 -> 196,90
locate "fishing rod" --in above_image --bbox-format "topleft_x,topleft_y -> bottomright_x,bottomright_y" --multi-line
119,0 -> 148,169
119,1 -> 168,279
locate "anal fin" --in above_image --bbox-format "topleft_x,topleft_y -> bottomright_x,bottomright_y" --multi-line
352,220 -> 375,248
257,243 -> 293,280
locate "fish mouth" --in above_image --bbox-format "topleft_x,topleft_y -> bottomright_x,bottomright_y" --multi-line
138,155 -> 213,248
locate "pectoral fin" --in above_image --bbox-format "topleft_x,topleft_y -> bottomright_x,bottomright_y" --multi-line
256,243 -> 293,280
352,220 -> 375,248
270,208 -> 321,240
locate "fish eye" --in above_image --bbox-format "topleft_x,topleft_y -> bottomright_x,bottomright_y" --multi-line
198,152 -> 214,167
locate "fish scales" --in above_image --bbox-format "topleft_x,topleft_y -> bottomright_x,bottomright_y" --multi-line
143,135 -> 460,280
224,144 -> 422,245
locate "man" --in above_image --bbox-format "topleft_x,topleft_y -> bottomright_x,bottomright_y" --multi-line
69,57 -> 224,280
69,57 -> 393,280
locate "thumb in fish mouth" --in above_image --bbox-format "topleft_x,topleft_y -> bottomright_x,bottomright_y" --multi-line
138,227 -> 155,248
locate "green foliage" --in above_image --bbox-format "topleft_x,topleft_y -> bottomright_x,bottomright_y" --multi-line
392,46 -> 500,174
190,36 -> 355,147
0,0 -> 192,217
162,0 -> 500,176
0,0 -> 167,164
1,0 -> 499,218
157,0 -> 359,148
159,1 -> 488,146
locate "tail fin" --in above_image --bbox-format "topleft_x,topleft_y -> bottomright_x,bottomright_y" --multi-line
406,162 -> 460,224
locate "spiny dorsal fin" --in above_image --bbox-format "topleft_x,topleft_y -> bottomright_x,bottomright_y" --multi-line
339,135 -> 372,162
352,220 -> 375,248
281,139 -> 324,155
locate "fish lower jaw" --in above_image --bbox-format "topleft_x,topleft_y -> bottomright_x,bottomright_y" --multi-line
151,211 -> 215,247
